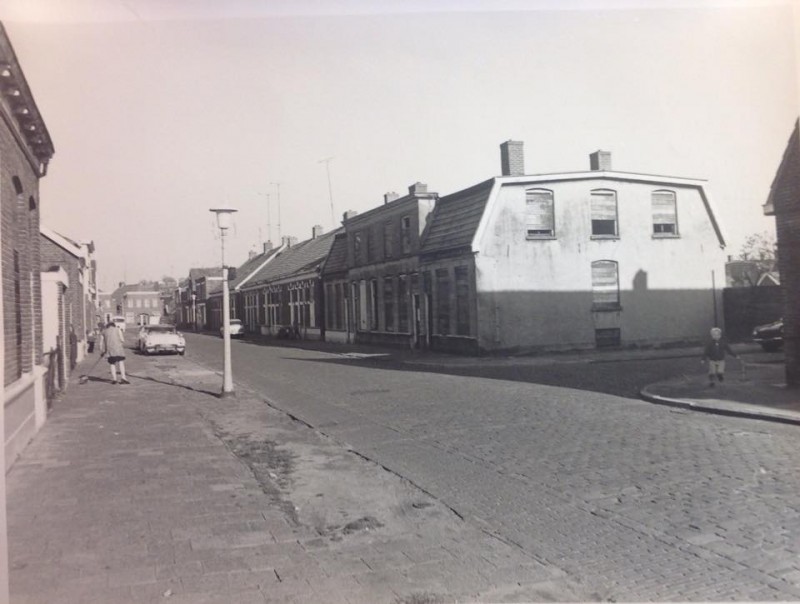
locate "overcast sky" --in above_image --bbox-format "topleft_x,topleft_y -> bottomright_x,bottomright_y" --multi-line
1,0 -> 798,291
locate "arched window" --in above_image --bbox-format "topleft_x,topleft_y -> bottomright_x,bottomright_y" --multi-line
591,260 -> 620,310
652,190 -> 678,236
525,188 -> 555,238
590,189 -> 618,237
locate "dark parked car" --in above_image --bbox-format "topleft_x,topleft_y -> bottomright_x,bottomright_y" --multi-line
752,318 -> 783,352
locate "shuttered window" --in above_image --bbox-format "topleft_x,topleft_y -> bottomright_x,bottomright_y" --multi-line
383,277 -> 394,332
591,260 -> 620,309
591,190 -> 618,236
525,189 -> 555,237
652,190 -> 678,235
397,275 -> 409,333
455,266 -> 470,336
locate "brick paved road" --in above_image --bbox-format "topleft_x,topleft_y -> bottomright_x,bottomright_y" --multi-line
187,334 -> 800,601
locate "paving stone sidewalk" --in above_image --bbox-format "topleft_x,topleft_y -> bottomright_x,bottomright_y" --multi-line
6,346 -> 582,604
641,360 -> 800,425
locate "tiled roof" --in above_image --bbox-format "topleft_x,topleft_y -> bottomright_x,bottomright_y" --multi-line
205,279 -> 224,296
247,228 -> 343,287
230,247 -> 281,290
420,178 -> 494,255
321,233 -> 348,276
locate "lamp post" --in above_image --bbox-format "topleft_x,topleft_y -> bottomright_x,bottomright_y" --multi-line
209,207 -> 238,397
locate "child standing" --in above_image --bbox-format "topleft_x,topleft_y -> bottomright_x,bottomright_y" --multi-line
703,327 -> 738,387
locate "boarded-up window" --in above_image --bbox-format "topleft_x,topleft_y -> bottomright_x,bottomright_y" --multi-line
397,275 -> 409,332
370,279 -> 378,330
591,190 -> 618,236
357,281 -> 367,330
435,268 -> 450,335
652,190 -> 677,235
526,189 -> 555,237
596,328 -> 621,348
591,260 -> 620,309
454,266 -> 470,336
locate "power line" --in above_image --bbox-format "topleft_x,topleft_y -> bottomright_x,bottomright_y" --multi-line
271,182 -> 282,239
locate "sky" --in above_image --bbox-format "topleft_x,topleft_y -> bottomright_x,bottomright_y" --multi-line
1,0 -> 798,291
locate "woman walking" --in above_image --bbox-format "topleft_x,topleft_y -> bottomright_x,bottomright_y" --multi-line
100,321 -> 130,385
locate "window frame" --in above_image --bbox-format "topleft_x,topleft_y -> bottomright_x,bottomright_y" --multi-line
525,188 -> 556,239
591,260 -> 621,311
651,190 -> 679,238
590,189 -> 619,239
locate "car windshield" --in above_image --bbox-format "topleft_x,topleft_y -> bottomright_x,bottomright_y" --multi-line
146,326 -> 175,333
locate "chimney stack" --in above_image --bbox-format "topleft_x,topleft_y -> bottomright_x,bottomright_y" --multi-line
263,241 -> 273,253
312,225 -> 324,239
248,249 -> 258,260
342,210 -> 358,222
500,140 -> 525,176
281,235 -> 299,247
589,150 -> 612,171
408,182 -> 427,195
384,192 -> 399,204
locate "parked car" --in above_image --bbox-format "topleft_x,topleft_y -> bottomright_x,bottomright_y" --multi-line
112,316 -> 126,333
752,318 -> 783,352
220,319 -> 246,338
138,324 -> 186,355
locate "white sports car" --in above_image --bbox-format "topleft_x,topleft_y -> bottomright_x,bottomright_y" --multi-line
138,325 -> 186,356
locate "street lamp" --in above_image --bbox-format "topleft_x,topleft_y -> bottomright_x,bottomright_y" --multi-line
209,206 -> 238,397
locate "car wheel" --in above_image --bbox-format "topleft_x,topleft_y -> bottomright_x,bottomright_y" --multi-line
179,351 -> 185,356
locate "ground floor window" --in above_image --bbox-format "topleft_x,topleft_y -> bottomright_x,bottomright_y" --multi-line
266,289 -> 280,326
383,277 -> 394,332
435,268 -> 450,335
335,283 -> 344,330
398,275 -> 409,333
595,328 -> 621,348
454,266 -> 470,336
370,279 -> 379,330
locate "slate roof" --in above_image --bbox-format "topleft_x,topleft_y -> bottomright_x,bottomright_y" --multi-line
321,232 -> 348,277
246,228 -> 343,287
420,178 -> 494,255
229,246 -> 282,290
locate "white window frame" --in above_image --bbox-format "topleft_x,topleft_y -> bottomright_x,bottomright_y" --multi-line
525,188 -> 555,239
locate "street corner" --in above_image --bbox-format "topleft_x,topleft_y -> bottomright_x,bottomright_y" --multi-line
640,363 -> 800,426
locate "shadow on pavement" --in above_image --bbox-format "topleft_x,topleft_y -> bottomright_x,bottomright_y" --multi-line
125,372 -> 220,398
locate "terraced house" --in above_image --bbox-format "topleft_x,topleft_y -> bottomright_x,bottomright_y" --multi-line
418,142 -> 727,354
1,23 -> 55,473
322,183 -> 439,348
242,227 -> 340,340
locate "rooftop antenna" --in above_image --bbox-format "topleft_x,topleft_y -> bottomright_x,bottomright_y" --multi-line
319,157 -> 335,227
271,182 -> 282,239
259,192 -> 271,243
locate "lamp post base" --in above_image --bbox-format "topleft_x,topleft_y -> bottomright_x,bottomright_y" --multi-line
219,390 -> 236,399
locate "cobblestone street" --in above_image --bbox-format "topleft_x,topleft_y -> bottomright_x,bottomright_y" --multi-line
188,335 -> 800,601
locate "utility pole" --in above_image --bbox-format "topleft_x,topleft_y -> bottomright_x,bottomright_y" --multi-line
271,182 -> 282,240
319,157 -> 335,227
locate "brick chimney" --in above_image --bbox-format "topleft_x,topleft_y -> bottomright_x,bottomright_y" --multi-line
500,140 -> 525,176
342,210 -> 358,222
263,241 -> 273,253
312,225 -> 324,239
408,182 -> 427,195
384,192 -> 399,204
248,249 -> 258,260
281,236 -> 298,247
590,150 -> 612,171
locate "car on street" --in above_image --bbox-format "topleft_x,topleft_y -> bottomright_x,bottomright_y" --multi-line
220,319 -> 246,338
138,324 -> 186,355
752,318 -> 783,352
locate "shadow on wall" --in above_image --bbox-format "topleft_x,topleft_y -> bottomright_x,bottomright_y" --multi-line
475,286 -> 719,354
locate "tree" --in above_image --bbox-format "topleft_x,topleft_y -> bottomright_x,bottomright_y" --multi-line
738,231 -> 777,274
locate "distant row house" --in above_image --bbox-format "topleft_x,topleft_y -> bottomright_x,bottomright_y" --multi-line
183,141 -> 727,356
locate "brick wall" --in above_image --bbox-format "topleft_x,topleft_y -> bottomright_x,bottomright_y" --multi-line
40,235 -> 86,345
768,121 -> 800,386
2,124 -> 43,387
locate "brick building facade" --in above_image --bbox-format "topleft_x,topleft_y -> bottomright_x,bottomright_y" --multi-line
1,23 -> 55,478
764,118 -> 800,387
